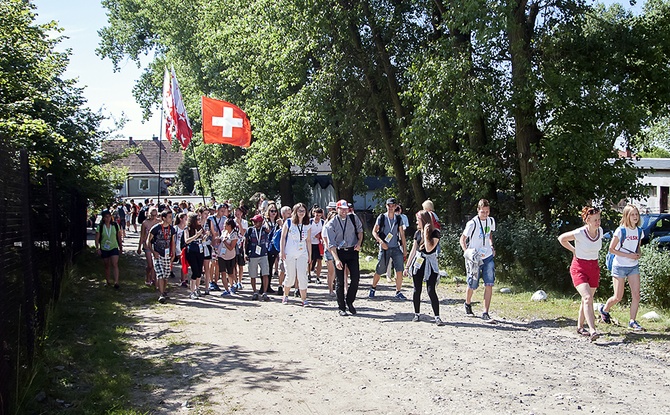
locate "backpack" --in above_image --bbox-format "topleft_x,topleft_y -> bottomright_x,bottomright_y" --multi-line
467,217 -> 490,243
271,221 -> 284,252
606,227 -> 641,271
376,213 -> 402,240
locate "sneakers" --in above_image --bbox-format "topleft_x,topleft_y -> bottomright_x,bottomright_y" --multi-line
113,283 -> 119,290
302,300 -> 310,307
282,296 -> 289,305
395,292 -> 407,300
464,303 -> 474,316
481,312 -> 491,321
599,305 -> 612,324
252,292 -> 259,301
230,285 -> 238,294
338,310 -> 349,317
368,288 -> 376,298
261,293 -> 270,302
220,290 -> 231,297
158,295 -> 167,304
412,314 -> 420,322
209,282 -> 221,291
266,286 -> 276,294
189,292 -> 198,300
629,320 -> 644,331
277,286 -> 284,296
180,281 -> 189,288
316,277 -> 322,284
201,290 -> 210,296
435,316 -> 445,326
237,282 -> 244,291
347,303 -> 357,315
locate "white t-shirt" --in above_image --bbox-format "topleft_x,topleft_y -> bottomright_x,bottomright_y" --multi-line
570,225 -> 603,260
284,219 -> 311,258
236,219 -> 248,248
463,217 -> 496,259
310,218 -> 324,244
220,230 -> 239,261
612,227 -> 644,267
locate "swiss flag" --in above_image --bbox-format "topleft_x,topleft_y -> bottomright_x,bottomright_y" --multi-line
201,96 -> 252,147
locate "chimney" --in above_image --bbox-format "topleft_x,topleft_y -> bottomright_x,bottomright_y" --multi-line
128,136 -> 134,146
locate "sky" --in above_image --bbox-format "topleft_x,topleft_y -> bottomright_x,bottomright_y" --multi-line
31,0 -> 643,142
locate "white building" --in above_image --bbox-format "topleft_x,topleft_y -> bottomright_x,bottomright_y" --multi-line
629,158 -> 670,213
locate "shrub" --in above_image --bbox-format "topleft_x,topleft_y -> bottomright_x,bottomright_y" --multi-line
639,243 -> 670,309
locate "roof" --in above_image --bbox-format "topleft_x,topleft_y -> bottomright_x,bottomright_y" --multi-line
102,138 -> 184,174
628,158 -> 670,171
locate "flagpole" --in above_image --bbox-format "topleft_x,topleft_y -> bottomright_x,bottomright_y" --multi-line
189,141 -> 207,207
157,107 -> 163,203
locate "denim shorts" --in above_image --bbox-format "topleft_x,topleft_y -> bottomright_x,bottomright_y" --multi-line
375,246 -> 404,274
611,264 -> 640,278
467,255 -> 495,290
324,249 -> 334,261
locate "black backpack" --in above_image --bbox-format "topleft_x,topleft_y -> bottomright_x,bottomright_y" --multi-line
138,206 -> 148,223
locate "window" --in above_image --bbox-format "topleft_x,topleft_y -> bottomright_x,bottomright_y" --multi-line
139,179 -> 149,191
648,186 -> 658,198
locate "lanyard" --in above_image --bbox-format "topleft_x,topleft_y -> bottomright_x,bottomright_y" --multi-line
254,227 -> 262,243
337,216 -> 348,238
478,218 -> 488,246
386,214 -> 395,234
162,225 -> 171,243
297,224 -> 304,241
103,224 -> 112,240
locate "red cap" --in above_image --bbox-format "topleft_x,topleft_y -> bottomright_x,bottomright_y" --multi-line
336,200 -> 348,209
251,214 -> 264,222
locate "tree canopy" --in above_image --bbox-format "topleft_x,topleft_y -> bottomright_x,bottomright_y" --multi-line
97,0 -> 670,223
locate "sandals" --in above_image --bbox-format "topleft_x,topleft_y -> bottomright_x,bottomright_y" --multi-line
589,331 -> 600,342
576,327 -> 590,337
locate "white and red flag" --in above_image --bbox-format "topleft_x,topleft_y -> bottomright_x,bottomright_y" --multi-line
201,96 -> 252,148
162,66 -> 193,149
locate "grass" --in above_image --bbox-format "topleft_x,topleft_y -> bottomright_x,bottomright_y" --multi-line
19,250 -> 156,415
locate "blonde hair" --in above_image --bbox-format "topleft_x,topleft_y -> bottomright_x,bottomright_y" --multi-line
620,204 -> 640,229
421,200 -> 434,211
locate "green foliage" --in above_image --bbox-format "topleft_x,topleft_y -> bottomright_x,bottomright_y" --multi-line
638,146 -> 670,158
639,243 -> 670,308
438,224 -> 468,274
210,159 -> 254,207
490,216 -> 573,291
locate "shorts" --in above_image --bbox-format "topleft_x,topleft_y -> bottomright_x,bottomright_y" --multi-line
467,255 -> 495,290
217,257 -> 236,275
311,244 -> 323,261
119,218 -> 126,227
248,256 -> 270,279
375,246 -> 404,274
203,245 -> 212,260
101,248 -> 119,259
236,252 -> 246,266
153,255 -> 172,280
570,257 -> 600,288
612,264 -> 640,279
131,214 -> 137,224
324,249 -> 333,261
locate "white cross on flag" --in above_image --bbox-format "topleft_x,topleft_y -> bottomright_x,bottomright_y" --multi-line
201,96 -> 251,147
162,66 -> 193,150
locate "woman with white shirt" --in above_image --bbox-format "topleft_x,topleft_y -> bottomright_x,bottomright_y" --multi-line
309,207 -> 325,284
558,206 -> 603,341
280,203 -> 312,306
602,204 -> 645,331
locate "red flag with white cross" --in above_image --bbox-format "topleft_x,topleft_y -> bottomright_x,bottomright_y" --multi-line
201,96 -> 252,147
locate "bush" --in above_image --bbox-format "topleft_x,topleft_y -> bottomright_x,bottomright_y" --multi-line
639,243 -> 670,309
440,215 -> 572,291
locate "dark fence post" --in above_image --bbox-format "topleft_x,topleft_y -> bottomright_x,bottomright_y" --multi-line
47,173 -> 62,302
19,149 -> 36,368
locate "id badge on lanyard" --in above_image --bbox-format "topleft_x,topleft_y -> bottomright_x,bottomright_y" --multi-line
255,245 -> 262,255
384,233 -> 393,243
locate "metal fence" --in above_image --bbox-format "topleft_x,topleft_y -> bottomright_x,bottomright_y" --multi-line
0,149 -> 87,415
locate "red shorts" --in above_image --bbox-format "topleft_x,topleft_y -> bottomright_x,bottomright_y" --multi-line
570,257 -> 600,288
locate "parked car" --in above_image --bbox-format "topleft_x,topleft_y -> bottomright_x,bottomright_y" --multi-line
639,213 -> 670,244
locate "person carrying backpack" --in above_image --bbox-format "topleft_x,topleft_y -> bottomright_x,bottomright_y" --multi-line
95,209 -> 122,289
601,204 -> 645,331
369,198 -> 407,300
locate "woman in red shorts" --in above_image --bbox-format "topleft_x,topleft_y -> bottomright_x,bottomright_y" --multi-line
558,206 -> 603,342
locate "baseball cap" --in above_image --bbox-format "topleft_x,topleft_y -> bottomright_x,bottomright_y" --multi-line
386,197 -> 397,205
217,203 -> 229,210
336,200 -> 348,209
252,214 -> 264,222
327,201 -> 337,209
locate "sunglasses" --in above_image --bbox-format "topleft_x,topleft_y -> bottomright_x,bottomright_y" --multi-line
587,208 -> 600,215
297,209 -> 306,213
269,210 -> 277,213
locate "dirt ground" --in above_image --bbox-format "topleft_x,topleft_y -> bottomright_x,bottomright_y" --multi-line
116,231 -> 670,415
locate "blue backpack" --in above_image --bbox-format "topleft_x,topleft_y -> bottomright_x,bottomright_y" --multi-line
270,220 -> 286,253
606,227 -> 641,271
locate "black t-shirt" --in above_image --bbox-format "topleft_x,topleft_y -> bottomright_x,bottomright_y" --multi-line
414,229 -> 440,255
150,224 -> 176,256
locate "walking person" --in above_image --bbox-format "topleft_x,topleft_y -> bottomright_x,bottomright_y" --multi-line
405,210 -> 443,325
265,203 -> 281,293
369,197 -> 407,300
460,199 -> 496,321
137,207 -> 159,286
147,210 -> 176,304
183,212 -> 205,299
324,200 -> 364,316
309,207 -> 325,284
246,214 -> 271,301
602,204 -> 645,331
279,203 -> 312,306
95,209 -> 122,289
322,210 -> 338,296
558,206 -> 603,341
